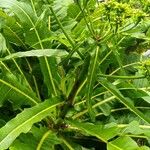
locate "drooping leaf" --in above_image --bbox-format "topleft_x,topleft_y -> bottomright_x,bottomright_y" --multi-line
98,77 -> 150,124
0,67 -> 40,107
0,49 -> 68,61
1,0 -> 61,97
0,97 -> 63,150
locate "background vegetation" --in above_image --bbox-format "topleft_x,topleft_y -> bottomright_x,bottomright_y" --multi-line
0,0 -> 150,149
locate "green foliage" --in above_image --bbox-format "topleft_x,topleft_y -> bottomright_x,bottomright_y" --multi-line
0,98 -> 62,149
0,0 -> 150,149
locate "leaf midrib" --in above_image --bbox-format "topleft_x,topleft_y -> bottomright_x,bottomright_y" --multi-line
0,79 -> 38,105
12,1 -> 57,96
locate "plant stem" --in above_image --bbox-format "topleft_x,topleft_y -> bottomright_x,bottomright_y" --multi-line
98,74 -> 146,79
60,54 -> 90,119
36,131 -> 51,150
77,2 -> 96,39
110,62 -> 141,75
96,107 -> 150,118
60,136 -> 74,150
30,0 -> 37,16
49,6 -> 84,60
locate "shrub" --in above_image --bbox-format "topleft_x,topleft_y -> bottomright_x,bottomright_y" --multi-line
0,0 -> 150,149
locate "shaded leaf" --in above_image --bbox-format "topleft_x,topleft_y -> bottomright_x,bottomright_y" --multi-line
9,133 -> 37,150
10,126 -> 61,150
0,68 -> 39,107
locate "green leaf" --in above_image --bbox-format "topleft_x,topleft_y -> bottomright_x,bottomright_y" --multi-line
0,49 -> 68,61
142,96 -> 150,104
127,32 -> 147,39
98,78 -> 150,124
50,0 -> 76,37
3,0 -> 60,97
68,120 -> 119,142
77,54 -> 91,84
137,146 -> 150,150
0,10 -> 25,47
86,46 -> 99,121
9,133 -> 37,150
0,33 -> 7,54
33,127 -> 61,150
60,136 -> 82,150
52,0 -> 73,18
67,3 -> 80,19
99,103 -> 111,116
39,57 -> 58,97
10,126 -> 61,150
0,68 -> 40,107
0,0 -> 16,8
123,121 -> 144,135
9,1 -> 50,48
36,131 -> 60,150
0,97 -> 63,150
107,136 -> 139,150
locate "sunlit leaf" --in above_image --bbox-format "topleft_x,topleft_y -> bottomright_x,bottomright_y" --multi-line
107,136 -> 139,150
0,97 -> 62,150
142,96 -> 150,104
0,33 -> 7,54
0,49 -> 68,61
